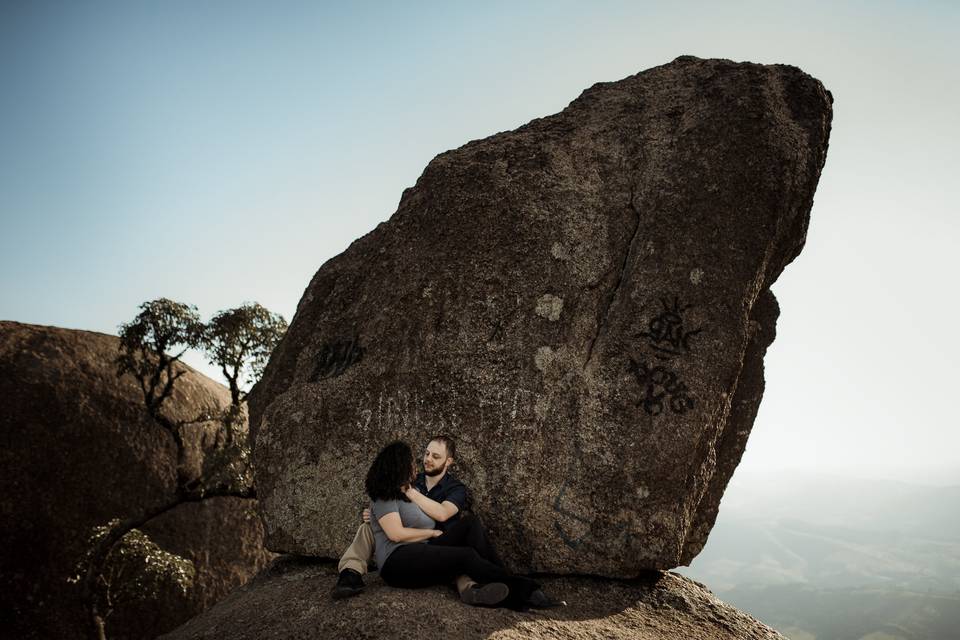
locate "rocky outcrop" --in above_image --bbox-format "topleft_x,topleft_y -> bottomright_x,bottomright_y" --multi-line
162,557 -> 786,640
0,321 -> 273,640
248,55 -> 832,576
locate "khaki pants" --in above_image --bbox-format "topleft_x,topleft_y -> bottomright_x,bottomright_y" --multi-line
337,523 -> 473,593
338,523 -> 375,575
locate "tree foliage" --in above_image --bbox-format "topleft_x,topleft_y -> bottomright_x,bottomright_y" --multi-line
69,520 -> 196,621
201,302 -> 287,406
116,299 -> 205,431
200,403 -> 254,495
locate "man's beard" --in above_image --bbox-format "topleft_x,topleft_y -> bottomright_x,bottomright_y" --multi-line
423,465 -> 445,477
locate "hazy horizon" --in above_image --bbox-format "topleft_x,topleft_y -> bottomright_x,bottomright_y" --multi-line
2,1 -> 956,488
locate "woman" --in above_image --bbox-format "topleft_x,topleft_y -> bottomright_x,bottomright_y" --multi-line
365,440 -> 547,610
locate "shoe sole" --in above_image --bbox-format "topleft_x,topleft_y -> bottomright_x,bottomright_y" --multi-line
462,582 -> 509,606
331,586 -> 364,600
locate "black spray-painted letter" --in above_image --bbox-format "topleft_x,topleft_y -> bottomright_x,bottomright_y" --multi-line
627,357 -> 695,415
311,338 -> 364,381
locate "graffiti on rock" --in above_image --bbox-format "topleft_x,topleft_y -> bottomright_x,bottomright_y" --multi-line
552,442 -> 641,553
637,296 -> 703,359
352,385 -> 545,437
311,338 -> 364,381
627,356 -> 695,416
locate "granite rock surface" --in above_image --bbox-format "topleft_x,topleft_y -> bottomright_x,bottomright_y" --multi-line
162,556 -> 787,640
248,55 -> 832,575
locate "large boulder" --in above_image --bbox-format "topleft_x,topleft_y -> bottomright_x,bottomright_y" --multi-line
248,55 -> 832,576
0,321 -> 273,640
162,557 -> 786,640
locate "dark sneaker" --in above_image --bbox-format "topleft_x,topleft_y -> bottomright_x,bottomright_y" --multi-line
460,582 -> 509,607
331,568 -> 365,600
526,588 -> 567,608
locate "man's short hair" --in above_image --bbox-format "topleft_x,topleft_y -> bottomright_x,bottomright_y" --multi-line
429,434 -> 456,460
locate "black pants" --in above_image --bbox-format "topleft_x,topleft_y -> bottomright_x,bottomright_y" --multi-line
379,514 -> 538,609
428,513 -> 505,566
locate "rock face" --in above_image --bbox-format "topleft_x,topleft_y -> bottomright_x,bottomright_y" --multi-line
248,56 -> 832,576
0,321 -> 273,640
162,557 -> 786,640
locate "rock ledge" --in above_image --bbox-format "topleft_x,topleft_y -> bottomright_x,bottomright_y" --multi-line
162,556 -> 784,640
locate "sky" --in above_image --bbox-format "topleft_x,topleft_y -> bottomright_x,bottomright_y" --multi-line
1,0 -> 957,486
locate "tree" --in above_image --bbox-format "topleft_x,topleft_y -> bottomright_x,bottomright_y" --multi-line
76,298 -> 286,640
201,302 -> 287,408
115,299 -> 206,487
197,303 -> 286,494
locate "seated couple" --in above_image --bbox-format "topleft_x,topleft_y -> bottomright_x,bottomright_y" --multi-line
330,435 -> 563,610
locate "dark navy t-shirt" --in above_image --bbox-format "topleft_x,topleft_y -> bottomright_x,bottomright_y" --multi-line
413,471 -> 469,532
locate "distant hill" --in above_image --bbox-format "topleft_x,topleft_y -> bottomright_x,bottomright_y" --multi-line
719,584 -> 960,640
676,471 -> 960,639
679,471 -> 960,592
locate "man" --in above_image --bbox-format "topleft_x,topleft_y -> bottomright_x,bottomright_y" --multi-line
331,435 -> 476,600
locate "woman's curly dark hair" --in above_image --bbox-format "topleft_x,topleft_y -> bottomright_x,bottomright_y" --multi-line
365,440 -> 415,502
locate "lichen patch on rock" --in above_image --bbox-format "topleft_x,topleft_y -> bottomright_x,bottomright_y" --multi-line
535,294 -> 564,321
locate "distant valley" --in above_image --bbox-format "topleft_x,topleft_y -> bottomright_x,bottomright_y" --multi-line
676,471 -> 960,640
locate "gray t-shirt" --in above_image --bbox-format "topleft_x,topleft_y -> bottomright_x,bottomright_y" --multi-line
369,498 -> 436,569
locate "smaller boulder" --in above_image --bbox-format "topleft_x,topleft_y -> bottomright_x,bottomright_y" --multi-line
0,321 -> 273,640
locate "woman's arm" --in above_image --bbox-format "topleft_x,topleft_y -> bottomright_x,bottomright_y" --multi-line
377,512 -> 443,543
